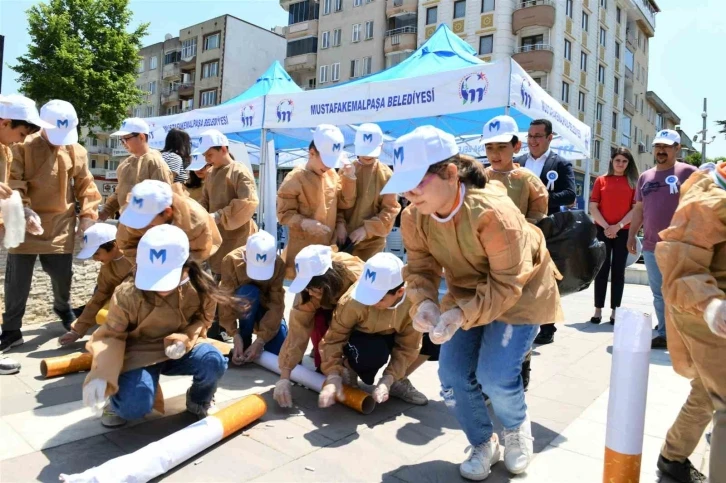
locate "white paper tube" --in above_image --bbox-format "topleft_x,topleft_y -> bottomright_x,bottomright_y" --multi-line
256,350 -> 326,392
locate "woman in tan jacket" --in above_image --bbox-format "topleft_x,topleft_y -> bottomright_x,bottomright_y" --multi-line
384,126 -> 562,481
81,225 -> 232,428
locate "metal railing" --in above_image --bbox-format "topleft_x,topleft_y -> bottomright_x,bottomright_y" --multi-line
393,0 -> 403,6
385,26 -> 417,37
515,43 -> 553,54
624,98 -> 636,113
518,0 -> 554,8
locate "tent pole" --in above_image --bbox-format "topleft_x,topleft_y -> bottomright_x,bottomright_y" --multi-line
258,128 -> 268,230
583,157 -> 591,215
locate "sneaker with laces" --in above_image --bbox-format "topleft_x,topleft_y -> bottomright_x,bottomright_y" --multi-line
0,356 -> 21,375
460,435 -> 501,481
101,407 -> 127,428
186,388 -> 218,419
389,378 -> 428,406
0,330 -> 24,354
503,414 -> 534,475
657,455 -> 706,483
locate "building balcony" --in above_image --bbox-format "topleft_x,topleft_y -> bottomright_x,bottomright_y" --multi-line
284,20 -> 319,41
624,98 -> 636,116
386,0 -> 417,17
384,27 -> 417,54
180,56 -> 196,71
624,66 -> 634,82
285,53 -> 317,74
279,0 -> 297,11
625,30 -> 638,50
512,0 -> 555,33
86,145 -> 112,155
162,62 -> 181,80
112,148 -> 129,158
162,89 -> 180,104
178,82 -> 195,99
512,44 -> 554,72
625,0 -> 657,37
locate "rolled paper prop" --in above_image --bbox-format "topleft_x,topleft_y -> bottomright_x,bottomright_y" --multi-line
603,308 -> 652,483
255,351 -> 376,414
95,306 -> 109,325
59,395 -> 266,483
40,352 -> 92,379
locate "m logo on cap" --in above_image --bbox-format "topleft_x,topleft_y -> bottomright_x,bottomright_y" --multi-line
363,133 -> 373,143
364,269 -> 377,283
132,196 -> 144,208
332,143 -> 341,152
295,262 -> 300,273
256,253 -> 267,263
57,119 -> 69,129
83,235 -> 88,245
149,248 -> 167,264
489,120 -> 501,132
658,131 -> 669,137
393,147 -> 404,165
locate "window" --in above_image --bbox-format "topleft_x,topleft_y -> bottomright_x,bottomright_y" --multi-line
365,0 -> 373,3
564,39 -> 572,61
616,6 -> 621,23
645,134 -> 650,149
352,23 -> 361,42
202,61 -> 219,79
454,0 -> 466,19
286,37 -> 318,57
308,78 -> 317,90
138,59 -> 145,73
596,102 -> 603,121
613,76 -> 619,94
321,31 -> 330,48
622,115 -> 632,147
580,51 -> 588,71
566,0 -> 573,18
354,0 -> 362,5
594,140 -> 601,159
91,159 -> 96,169
149,56 -> 158,70
600,0 -> 607,8
521,35 -> 544,51
323,0 -> 331,14
203,33 -> 220,51
148,81 -> 156,95
426,6 -> 437,25
598,64 -> 606,84
615,41 -> 621,59
481,0 -> 494,13
612,111 -> 618,130
164,51 -> 181,65
288,0 -> 317,24
334,0 -> 342,11
167,105 -> 180,115
332,62 -> 340,81
561,81 -> 570,103
182,38 -> 197,58
200,89 -> 217,107
582,12 -> 589,32
363,56 -> 372,75
134,107 -> 142,117
145,106 -> 154,117
350,59 -> 360,78
333,28 -> 342,46
479,35 -> 493,55
319,65 -> 329,84
625,47 -> 634,71
599,27 -> 606,47
365,21 -> 374,40
578,91 -> 587,112
636,61 -> 640,80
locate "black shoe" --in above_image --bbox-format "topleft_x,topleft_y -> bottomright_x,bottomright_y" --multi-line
657,455 -> 706,483
0,330 -> 24,354
534,332 -> 554,345
55,309 -> 76,332
590,316 -> 602,324
609,317 -> 615,325
521,359 -> 531,392
651,336 -> 667,349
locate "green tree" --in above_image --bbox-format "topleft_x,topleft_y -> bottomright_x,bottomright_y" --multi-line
12,0 -> 148,132
684,152 -> 703,167
717,120 -> 726,137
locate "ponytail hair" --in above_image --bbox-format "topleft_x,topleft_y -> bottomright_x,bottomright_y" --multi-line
300,260 -> 346,307
427,154 -> 488,189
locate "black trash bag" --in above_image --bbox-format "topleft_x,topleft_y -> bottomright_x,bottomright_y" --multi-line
536,210 -> 606,297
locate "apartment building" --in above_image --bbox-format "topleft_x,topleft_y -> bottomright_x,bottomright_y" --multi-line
280,0 -> 418,88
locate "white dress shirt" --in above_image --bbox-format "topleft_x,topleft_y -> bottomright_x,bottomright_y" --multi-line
524,148 -> 551,178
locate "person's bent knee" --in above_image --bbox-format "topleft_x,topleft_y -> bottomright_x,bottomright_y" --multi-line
112,389 -> 155,420
196,345 -> 228,381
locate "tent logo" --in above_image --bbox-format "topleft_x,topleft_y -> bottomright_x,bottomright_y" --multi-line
364,269 -> 376,283
241,104 -> 255,127
459,72 -> 489,104
393,146 -> 404,165
276,99 -> 294,123
256,253 -> 267,262
520,80 -> 533,109
149,248 -> 167,264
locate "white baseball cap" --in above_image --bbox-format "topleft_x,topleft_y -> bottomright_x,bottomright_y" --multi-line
313,124 -> 346,169
481,115 -> 519,145
355,123 -> 383,157
352,252 -> 404,306
111,117 -> 150,137
0,95 -> 54,129
192,129 -> 229,156
77,223 -> 117,260
186,155 -> 207,172
245,231 -> 277,281
289,245 -> 333,294
135,224 -> 189,291
119,180 -> 173,229
380,126 -> 459,195
652,129 -> 680,146
40,100 -> 79,145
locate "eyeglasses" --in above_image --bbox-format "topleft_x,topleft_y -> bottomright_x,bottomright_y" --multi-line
120,133 -> 140,144
527,134 -> 548,141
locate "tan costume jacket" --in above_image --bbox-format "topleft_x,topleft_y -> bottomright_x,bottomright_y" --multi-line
485,165 -> 549,222
0,143 -> 11,229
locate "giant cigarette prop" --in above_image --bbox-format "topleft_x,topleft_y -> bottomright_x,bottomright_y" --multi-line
59,394 -> 266,483
256,351 -> 376,414
603,308 -> 651,483
40,352 -> 93,378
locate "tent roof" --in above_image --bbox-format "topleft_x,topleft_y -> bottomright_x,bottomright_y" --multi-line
223,61 -> 302,104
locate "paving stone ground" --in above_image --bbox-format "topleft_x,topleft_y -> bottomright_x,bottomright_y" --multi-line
0,284 -> 711,482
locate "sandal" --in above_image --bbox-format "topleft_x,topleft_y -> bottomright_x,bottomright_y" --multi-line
590,316 -> 602,324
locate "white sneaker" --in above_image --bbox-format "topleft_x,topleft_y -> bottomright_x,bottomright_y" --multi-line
0,356 -> 21,375
460,435 -> 501,481
502,414 -> 534,475
101,406 -> 127,428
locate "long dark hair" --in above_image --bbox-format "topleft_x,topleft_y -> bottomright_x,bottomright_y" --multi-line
163,128 -> 192,170
185,170 -> 203,189
607,147 -> 639,189
427,153 -> 488,188
300,261 -> 347,307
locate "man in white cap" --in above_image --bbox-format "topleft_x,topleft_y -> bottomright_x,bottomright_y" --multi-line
219,231 -> 288,365
627,129 -> 697,349
195,129 -> 258,276
277,124 -> 356,279
116,179 -> 221,263
2,100 -> 101,353
337,123 -> 400,261
99,117 -> 173,220
318,252 -> 431,408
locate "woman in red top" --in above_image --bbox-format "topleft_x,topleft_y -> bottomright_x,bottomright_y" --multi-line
589,148 -> 639,324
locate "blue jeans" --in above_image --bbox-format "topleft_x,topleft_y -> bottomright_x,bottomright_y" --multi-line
438,321 -> 538,446
235,285 -> 287,355
110,343 -> 227,420
642,250 -> 666,338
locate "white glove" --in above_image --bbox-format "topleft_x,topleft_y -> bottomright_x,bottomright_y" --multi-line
165,341 -> 186,360
318,375 -> 344,408
430,308 -> 465,345
373,375 -> 395,403
76,217 -> 95,237
83,379 -> 108,412
274,378 -> 293,408
300,218 -> 331,237
23,207 -> 43,235
704,298 -> 726,338
412,300 -> 440,333
212,212 -> 221,224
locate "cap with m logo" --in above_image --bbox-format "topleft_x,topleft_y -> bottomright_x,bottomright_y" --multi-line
245,230 -> 277,281
119,180 -> 173,230
289,245 -> 333,294
313,124 -> 347,168
352,252 -> 405,305
354,123 -> 384,157
135,224 -> 189,291
40,100 -> 79,146
480,115 -> 519,146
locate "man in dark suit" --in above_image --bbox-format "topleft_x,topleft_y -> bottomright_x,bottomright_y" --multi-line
517,119 -> 576,345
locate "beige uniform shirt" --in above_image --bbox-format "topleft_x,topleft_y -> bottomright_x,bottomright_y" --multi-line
485,165 -> 549,222
0,143 -> 11,229
10,134 -> 101,254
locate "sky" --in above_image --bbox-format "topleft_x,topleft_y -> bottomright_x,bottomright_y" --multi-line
1,0 -> 724,157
